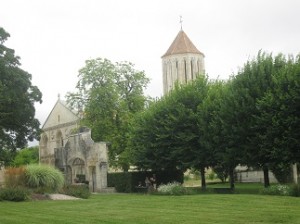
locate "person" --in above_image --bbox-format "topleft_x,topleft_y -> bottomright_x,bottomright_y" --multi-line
150,174 -> 157,189
138,181 -> 142,187
145,177 -> 151,188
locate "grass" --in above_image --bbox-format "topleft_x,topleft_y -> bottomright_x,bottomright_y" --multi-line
1,193 -> 300,223
185,180 -> 265,194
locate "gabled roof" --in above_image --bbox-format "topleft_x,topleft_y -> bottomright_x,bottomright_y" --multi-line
162,30 -> 204,58
42,99 -> 79,130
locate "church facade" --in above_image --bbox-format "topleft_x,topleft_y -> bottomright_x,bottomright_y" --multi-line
39,98 -> 109,192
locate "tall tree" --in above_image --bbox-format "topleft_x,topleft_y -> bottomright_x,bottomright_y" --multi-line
229,52 -> 277,187
197,80 -> 227,185
0,27 -> 42,165
129,75 -> 211,188
256,54 -> 300,183
66,58 -> 149,170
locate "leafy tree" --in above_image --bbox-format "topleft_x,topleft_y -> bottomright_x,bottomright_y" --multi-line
214,52 -> 299,187
66,58 -> 149,170
209,80 -> 243,189
197,80 -> 228,185
0,27 -> 42,165
129,76 -> 211,188
229,52 -> 278,187
12,146 -> 39,167
256,54 -> 300,183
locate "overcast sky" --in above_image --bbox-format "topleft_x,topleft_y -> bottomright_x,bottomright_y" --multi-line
1,0 -> 300,145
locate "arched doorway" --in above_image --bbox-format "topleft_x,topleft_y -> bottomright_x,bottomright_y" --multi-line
72,158 -> 86,183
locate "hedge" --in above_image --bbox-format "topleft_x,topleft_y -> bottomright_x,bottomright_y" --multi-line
108,170 -> 183,193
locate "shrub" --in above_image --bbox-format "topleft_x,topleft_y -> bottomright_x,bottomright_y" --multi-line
208,171 -> 216,181
108,170 -> 183,193
260,184 -> 291,196
24,164 -> 64,193
61,184 -> 91,199
157,182 -> 189,195
4,167 -> 26,187
290,184 -> 300,197
0,187 -> 30,202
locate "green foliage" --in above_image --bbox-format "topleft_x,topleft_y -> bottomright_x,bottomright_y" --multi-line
24,164 -> 64,192
290,184 -> 300,197
260,184 -> 291,196
61,184 -> 91,199
107,170 -> 183,193
108,172 -> 132,193
0,148 -> 16,167
270,163 -> 293,184
207,171 -> 216,181
129,75 -> 211,189
213,165 -> 229,183
256,54 -> 300,169
12,146 -> 39,166
0,27 -> 42,154
0,187 -> 30,202
66,58 -> 150,170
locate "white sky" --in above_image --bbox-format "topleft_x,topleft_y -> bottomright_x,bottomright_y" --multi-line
1,0 -> 300,145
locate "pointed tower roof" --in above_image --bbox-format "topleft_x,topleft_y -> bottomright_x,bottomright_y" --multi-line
162,30 -> 204,58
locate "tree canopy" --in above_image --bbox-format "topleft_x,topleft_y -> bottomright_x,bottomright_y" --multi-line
0,27 -> 42,164
128,51 -> 300,187
66,58 -> 150,170
12,146 -> 39,166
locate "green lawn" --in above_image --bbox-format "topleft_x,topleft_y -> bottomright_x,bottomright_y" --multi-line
1,193 -> 300,224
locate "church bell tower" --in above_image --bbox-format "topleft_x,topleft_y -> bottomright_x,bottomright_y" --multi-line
162,27 -> 205,94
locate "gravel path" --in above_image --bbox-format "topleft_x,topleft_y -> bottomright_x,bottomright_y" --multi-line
48,194 -> 80,200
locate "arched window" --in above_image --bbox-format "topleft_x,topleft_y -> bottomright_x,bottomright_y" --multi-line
73,158 -> 85,180
56,130 -> 63,148
191,60 -> 194,80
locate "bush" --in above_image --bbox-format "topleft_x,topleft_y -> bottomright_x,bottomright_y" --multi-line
108,170 -> 183,193
157,182 -> 189,195
24,164 -> 64,193
61,184 -> 91,199
290,184 -> 300,197
108,172 -> 132,193
260,184 -> 291,196
4,167 -> 26,187
0,187 -> 30,202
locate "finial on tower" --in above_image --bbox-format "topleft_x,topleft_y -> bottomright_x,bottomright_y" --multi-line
58,93 -> 60,100
179,15 -> 183,30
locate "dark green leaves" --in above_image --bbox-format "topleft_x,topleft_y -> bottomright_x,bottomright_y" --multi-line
0,27 -> 42,155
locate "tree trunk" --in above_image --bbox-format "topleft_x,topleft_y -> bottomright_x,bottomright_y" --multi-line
292,164 -> 298,184
263,165 -> 270,188
229,167 -> 235,190
200,166 -> 206,190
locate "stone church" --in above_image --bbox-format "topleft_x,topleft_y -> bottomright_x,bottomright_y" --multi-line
39,97 -> 108,192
